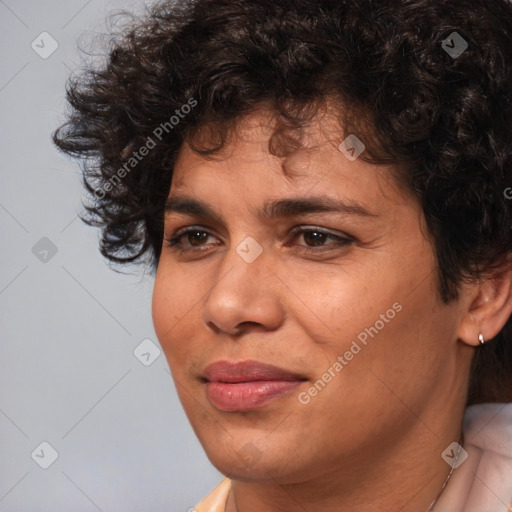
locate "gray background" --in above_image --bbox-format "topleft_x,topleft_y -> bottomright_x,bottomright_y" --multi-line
0,1 -> 222,510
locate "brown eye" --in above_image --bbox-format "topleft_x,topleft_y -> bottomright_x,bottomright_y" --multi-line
289,228 -> 354,251
186,230 -> 210,246
302,231 -> 329,246
165,226 -> 217,251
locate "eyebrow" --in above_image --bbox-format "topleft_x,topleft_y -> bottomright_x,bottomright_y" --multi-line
164,195 -> 379,223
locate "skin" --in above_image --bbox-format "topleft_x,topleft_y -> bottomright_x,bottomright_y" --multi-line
152,106 -> 512,512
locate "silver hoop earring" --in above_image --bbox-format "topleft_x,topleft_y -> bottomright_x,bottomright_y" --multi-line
478,333 -> 486,345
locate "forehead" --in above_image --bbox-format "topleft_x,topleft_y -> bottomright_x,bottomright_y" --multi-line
172,104 -> 343,179
169,108 -> 415,216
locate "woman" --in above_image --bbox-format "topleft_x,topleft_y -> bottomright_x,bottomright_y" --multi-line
53,0 -> 512,510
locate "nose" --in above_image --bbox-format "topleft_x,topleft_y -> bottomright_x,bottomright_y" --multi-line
202,241 -> 285,337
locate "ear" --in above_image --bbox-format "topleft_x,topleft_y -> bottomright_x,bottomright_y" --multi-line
457,254 -> 512,346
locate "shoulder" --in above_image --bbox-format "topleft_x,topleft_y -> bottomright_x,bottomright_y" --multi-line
435,401 -> 512,512
194,478 -> 232,512
463,401 -> 512,459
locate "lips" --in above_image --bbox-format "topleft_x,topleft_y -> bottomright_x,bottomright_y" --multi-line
203,360 -> 306,411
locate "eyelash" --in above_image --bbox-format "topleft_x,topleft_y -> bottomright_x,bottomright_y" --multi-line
164,225 -> 354,254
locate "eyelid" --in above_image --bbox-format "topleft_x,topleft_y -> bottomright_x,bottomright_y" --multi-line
165,224 -> 220,247
169,224 -> 214,238
288,225 -> 353,241
166,223 -> 351,239
164,224 -> 355,253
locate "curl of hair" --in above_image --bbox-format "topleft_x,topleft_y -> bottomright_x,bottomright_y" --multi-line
53,0 -> 512,405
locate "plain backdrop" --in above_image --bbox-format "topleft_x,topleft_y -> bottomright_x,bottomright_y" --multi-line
0,1 -> 222,510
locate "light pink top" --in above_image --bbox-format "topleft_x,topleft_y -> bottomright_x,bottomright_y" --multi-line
194,402 -> 512,512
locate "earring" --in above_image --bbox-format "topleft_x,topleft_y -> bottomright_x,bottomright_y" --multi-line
478,333 -> 486,345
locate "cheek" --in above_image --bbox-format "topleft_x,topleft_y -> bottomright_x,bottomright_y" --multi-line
152,265 -> 198,364
285,261 -> 401,351
151,271 -> 173,343
289,257 -> 441,403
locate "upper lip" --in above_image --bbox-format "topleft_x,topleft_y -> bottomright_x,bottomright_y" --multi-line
203,360 -> 307,383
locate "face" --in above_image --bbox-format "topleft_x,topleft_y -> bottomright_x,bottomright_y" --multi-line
152,107 -> 468,484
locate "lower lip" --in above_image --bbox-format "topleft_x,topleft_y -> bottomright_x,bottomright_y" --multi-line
206,380 -> 303,411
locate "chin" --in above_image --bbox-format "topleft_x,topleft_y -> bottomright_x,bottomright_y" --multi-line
198,429 -> 311,484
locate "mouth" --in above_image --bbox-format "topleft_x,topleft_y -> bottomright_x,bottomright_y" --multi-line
202,360 -> 307,412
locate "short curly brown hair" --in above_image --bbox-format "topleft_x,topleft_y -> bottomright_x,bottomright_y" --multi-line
53,0 -> 512,406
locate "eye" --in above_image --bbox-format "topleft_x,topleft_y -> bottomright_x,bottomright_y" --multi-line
164,225 -> 354,255
287,227 -> 354,252
165,226 -> 217,251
